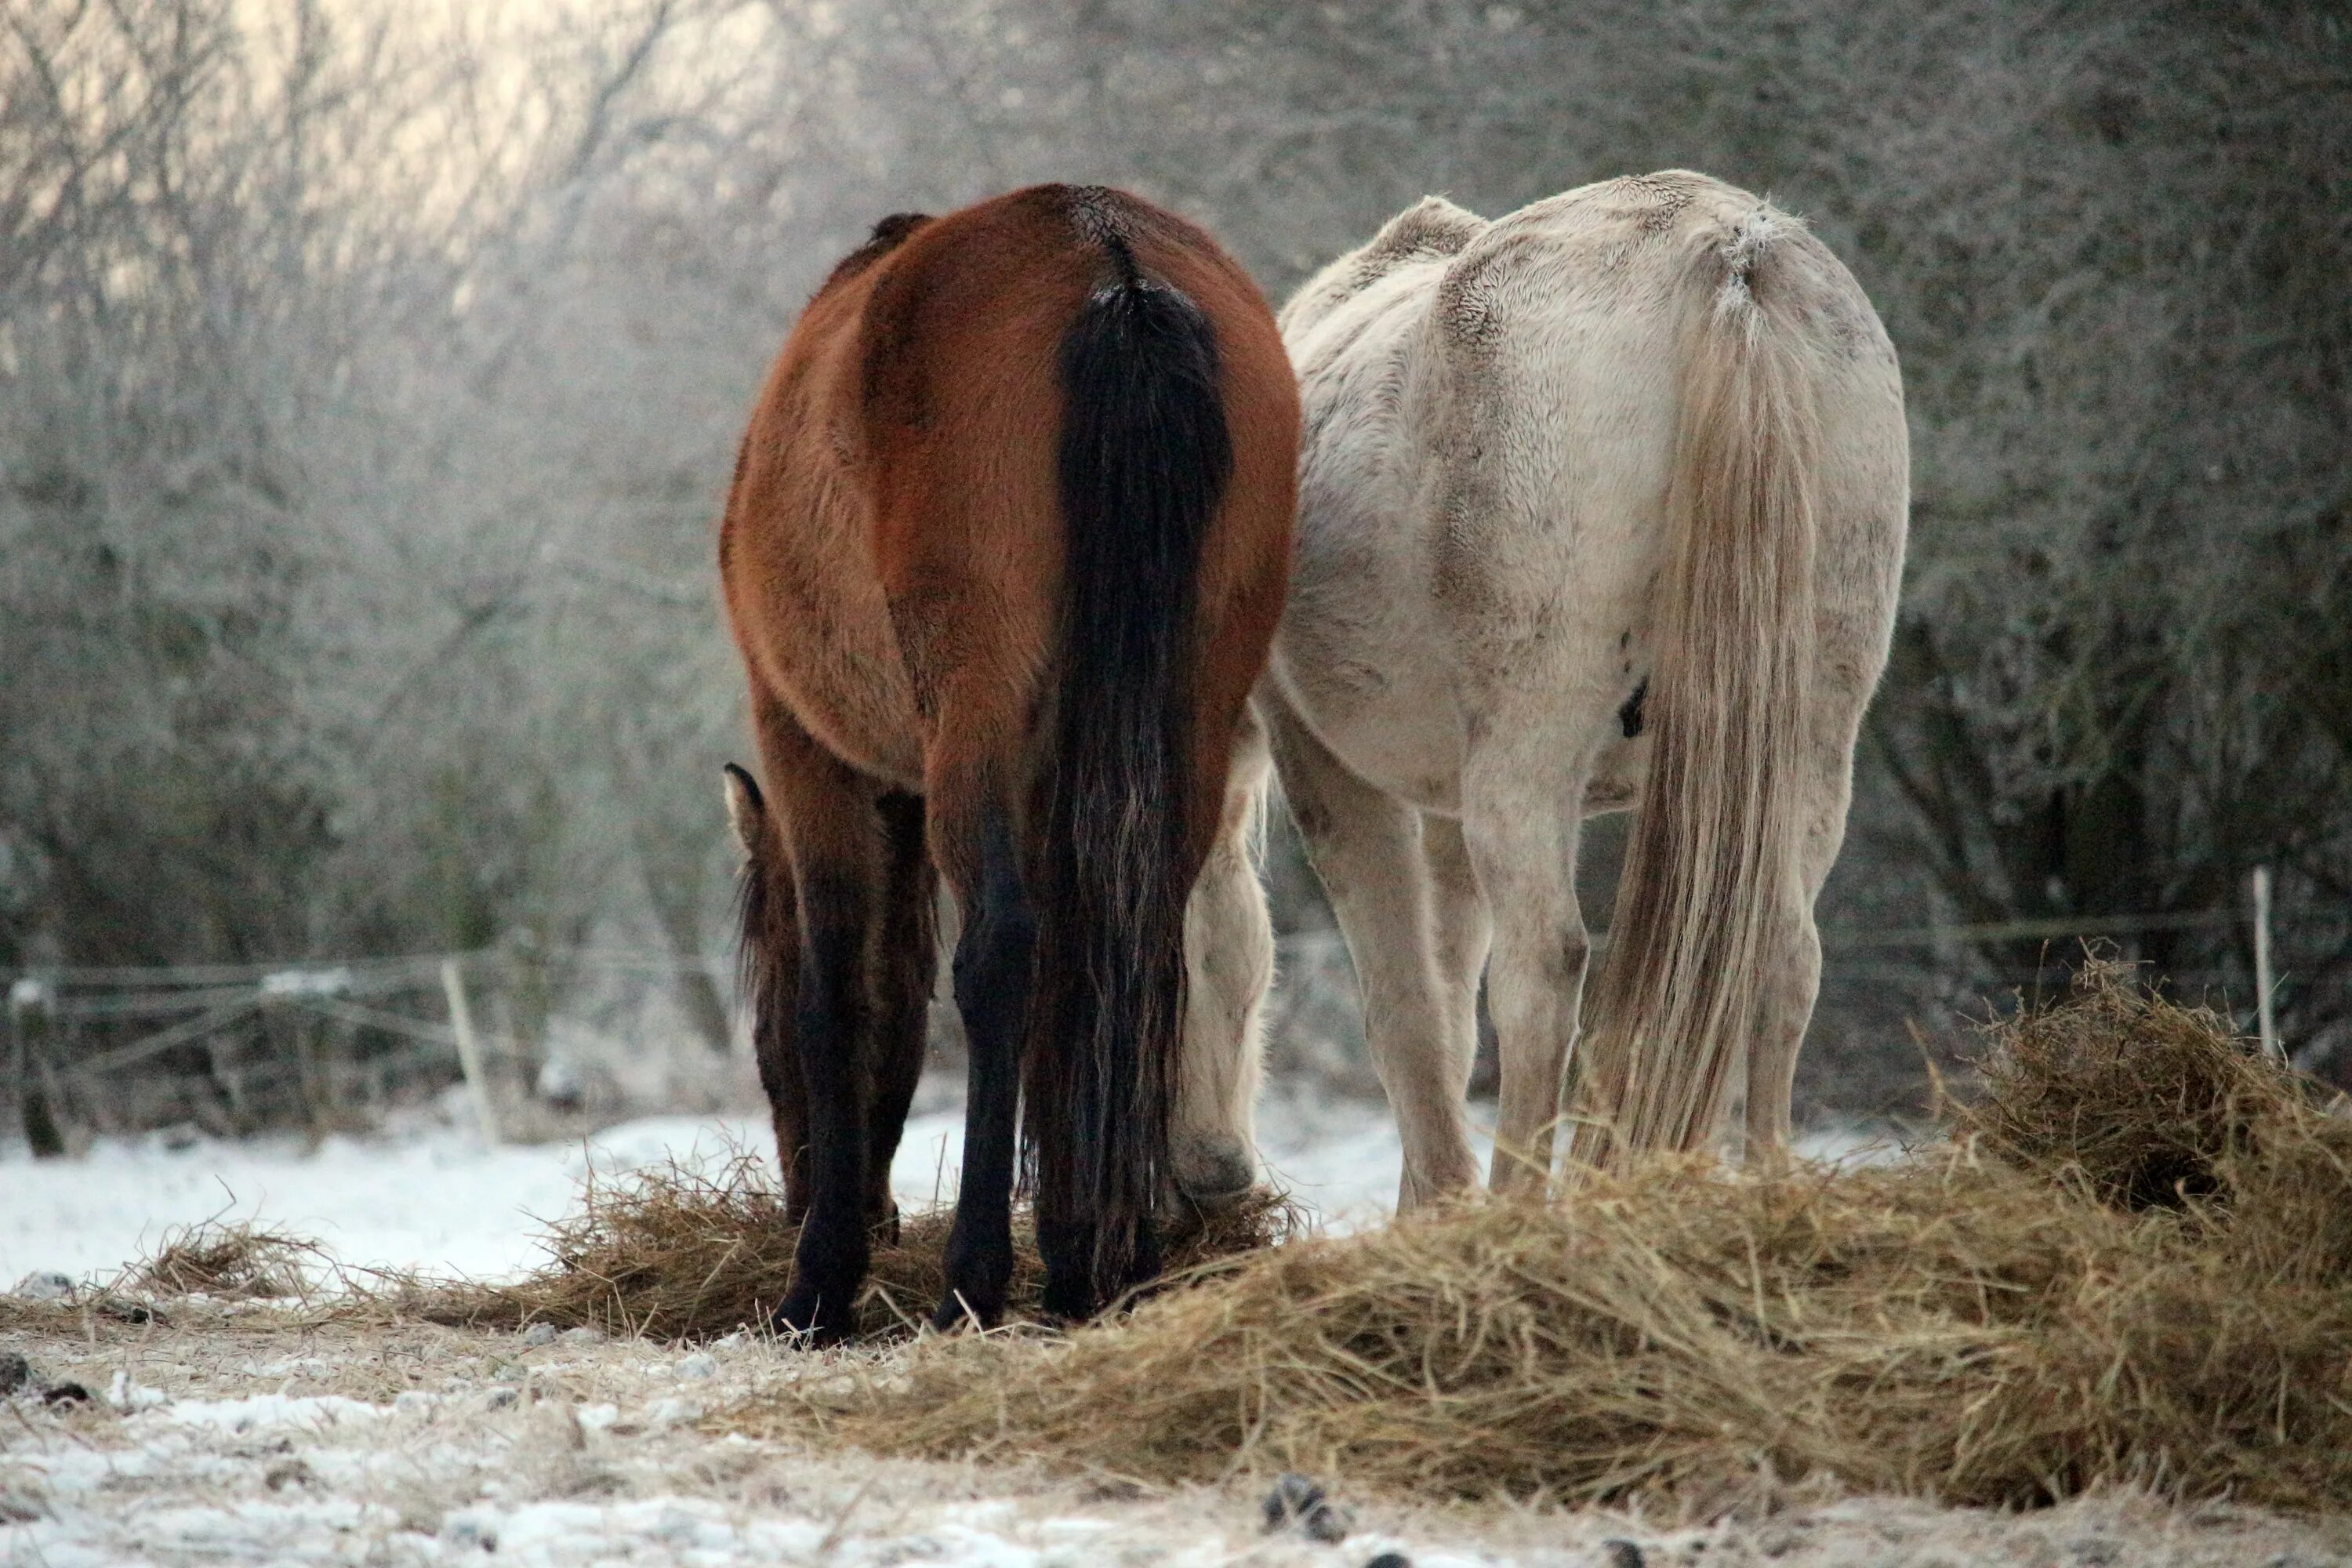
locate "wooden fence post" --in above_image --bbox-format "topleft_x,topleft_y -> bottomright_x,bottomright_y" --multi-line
9,978 -> 65,1158
2252,866 -> 2281,1062
441,959 -> 502,1146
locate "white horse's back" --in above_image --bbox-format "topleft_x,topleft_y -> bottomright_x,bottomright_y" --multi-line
1250,172 -> 1907,1196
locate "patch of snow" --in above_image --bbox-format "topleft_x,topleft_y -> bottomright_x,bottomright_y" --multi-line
105,1370 -> 168,1413
0,1071 -> 1892,1290
642,1396 -> 700,1428
143,1392 -> 394,1432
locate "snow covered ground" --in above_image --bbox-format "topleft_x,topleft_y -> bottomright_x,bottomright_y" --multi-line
5,1305 -> 2340,1568
2,1305 -> 1546,1568
0,1081 -> 1882,1290
0,1086 -> 1410,1289
5,1091 -> 2343,1567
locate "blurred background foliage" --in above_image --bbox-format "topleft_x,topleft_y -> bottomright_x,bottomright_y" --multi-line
3,0 -> 2346,1119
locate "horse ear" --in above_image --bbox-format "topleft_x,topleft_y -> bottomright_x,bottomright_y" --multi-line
721,764 -> 765,858
868,212 -> 931,248
1364,195 -> 1486,267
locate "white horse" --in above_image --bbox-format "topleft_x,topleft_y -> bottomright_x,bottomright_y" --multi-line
1183,171 -> 1908,1206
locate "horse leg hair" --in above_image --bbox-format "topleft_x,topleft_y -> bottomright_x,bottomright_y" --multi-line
1420,810 -> 1494,1152
726,761 -> 811,1225
1745,711 -> 1860,1155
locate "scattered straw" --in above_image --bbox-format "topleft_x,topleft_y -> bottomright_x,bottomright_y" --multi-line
401,1149 -> 1300,1343
132,1221 -> 325,1301
739,961 -> 2352,1514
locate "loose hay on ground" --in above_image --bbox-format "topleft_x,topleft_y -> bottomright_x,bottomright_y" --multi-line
132,1219 -> 324,1300
393,1149 -> 1299,1343
746,961 -> 2352,1514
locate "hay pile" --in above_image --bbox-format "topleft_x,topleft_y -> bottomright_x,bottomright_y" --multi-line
133,1221 -> 323,1300
410,1149 -> 1298,1342
1958,958 -> 2300,1210
760,962 -> 2352,1512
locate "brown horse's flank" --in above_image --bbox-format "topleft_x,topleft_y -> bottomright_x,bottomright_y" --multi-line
718,187 -> 1295,1338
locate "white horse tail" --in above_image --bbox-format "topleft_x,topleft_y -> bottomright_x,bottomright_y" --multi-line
1567,205 -> 1821,1172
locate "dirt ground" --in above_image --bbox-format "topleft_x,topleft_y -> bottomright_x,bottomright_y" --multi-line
5,1299 -> 2347,1568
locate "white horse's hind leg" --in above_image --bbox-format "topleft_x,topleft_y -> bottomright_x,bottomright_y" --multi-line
1745,898 -> 1821,1156
1264,696 -> 1480,1207
1174,706 -> 1275,1208
1462,754 -> 1591,1196
1421,812 -> 1494,1138
1744,730 -> 1862,1156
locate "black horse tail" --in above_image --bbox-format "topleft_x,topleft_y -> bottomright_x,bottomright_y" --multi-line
1025,236 -> 1231,1319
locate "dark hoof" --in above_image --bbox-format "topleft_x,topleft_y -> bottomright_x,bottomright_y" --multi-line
926,1287 -> 1000,1334
1038,1276 -> 1098,1325
770,1285 -> 855,1346
1038,1229 -> 1159,1325
934,1226 -> 1011,1334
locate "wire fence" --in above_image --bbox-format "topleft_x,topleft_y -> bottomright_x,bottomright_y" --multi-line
1264,891 -> 2343,1108
2,944 -> 735,1157
5,884 -> 2340,1155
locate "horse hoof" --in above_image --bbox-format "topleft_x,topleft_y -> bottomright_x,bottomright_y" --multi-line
771,1289 -> 853,1346
1038,1276 -> 1102,1326
926,1287 -> 1001,1334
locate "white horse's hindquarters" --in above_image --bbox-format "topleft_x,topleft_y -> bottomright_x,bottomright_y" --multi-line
1272,257 -> 1485,813
1271,192 -> 1702,1197
1276,202 -> 1697,818
1268,172 -> 1909,1196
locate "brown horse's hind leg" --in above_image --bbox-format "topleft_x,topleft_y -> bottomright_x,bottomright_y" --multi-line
925,764 -> 1033,1332
724,764 -> 809,1223
862,789 -> 937,1242
751,699 -> 889,1345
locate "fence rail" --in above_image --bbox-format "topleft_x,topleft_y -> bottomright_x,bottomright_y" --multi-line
5,877 -> 2335,1156
2,944 -> 737,1158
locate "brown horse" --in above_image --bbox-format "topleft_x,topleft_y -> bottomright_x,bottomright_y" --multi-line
717,185 -> 1297,1341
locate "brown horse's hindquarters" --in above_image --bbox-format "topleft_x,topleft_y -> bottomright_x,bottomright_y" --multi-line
721,184 -> 1297,1340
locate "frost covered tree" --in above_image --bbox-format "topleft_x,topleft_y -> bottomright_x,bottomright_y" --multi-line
4,0 -> 2344,1116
